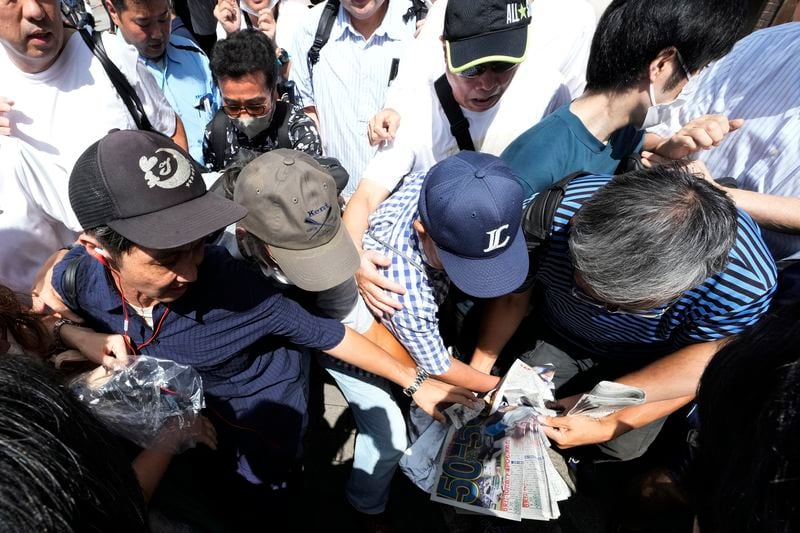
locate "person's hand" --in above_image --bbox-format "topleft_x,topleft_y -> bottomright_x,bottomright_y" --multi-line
367,108 -> 400,146
355,250 -> 405,317
151,415 -> 218,453
640,152 -> 718,184
30,248 -> 83,321
66,328 -> 132,369
214,0 -> 240,35
0,96 -> 13,135
538,413 -> 618,449
653,115 -> 744,160
544,393 -> 582,415
412,381 -> 478,423
257,8 -> 276,41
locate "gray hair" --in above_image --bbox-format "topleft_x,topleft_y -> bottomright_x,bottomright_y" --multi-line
569,164 -> 738,309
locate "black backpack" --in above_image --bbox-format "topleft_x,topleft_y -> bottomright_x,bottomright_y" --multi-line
518,172 -> 589,287
306,0 -> 428,81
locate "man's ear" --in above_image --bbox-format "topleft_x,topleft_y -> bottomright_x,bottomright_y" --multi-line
648,47 -> 677,83
79,233 -> 113,264
106,1 -> 122,27
412,219 -> 427,239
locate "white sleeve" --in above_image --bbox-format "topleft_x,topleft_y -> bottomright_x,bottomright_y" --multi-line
4,138 -> 82,232
360,140 -> 417,193
100,32 -> 177,137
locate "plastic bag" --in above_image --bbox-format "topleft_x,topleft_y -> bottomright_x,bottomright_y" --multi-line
70,356 -> 205,453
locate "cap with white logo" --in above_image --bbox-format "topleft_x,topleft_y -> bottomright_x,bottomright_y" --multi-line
418,151 -> 528,298
443,0 -> 532,74
69,130 -> 246,249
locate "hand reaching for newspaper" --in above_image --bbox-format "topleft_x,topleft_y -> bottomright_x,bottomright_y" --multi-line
412,380 -> 478,423
537,412 -> 618,449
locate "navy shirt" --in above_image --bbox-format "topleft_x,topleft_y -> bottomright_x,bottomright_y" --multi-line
501,104 -> 644,201
53,245 -> 345,484
532,175 -> 776,361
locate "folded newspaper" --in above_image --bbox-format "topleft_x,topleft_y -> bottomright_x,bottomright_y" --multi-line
425,360 -> 645,521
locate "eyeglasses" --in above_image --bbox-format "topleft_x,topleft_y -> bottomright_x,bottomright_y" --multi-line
570,285 -> 676,319
675,49 -> 693,82
456,62 -> 519,79
221,102 -> 271,118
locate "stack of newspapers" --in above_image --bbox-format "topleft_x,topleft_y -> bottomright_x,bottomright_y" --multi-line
428,360 -> 645,521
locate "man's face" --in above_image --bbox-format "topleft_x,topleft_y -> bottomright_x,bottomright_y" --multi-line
114,239 -> 205,304
341,0 -> 387,21
218,71 -> 275,118
0,0 -> 65,73
108,0 -> 171,60
445,62 -> 518,113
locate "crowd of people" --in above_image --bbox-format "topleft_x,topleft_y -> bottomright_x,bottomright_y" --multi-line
1,0 -> 798,531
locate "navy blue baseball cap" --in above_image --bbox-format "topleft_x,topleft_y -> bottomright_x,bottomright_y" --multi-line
418,152 -> 528,298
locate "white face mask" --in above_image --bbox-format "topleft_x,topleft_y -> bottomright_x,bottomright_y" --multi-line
233,105 -> 275,139
639,82 -> 687,130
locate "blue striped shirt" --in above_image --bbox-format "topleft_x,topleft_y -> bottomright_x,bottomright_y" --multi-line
533,175 -> 777,361
52,245 -> 345,484
290,0 -> 416,196
362,172 -> 452,375
663,22 -> 800,260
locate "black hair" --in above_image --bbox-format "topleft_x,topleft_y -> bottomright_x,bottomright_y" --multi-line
109,0 -> 173,16
86,224 -> 136,259
0,354 -> 149,532
585,0 -> 746,93
693,303 -> 800,533
0,285 -> 51,355
210,29 -> 278,91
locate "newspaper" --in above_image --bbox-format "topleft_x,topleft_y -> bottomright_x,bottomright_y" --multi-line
430,360 -> 571,521
566,380 -> 646,419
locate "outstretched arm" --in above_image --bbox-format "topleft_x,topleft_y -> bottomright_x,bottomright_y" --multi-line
325,328 -> 478,422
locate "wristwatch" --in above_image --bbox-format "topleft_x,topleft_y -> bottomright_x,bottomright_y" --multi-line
52,317 -> 79,352
402,367 -> 430,397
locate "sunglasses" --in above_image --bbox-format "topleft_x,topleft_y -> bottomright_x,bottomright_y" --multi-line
570,285 -> 678,319
456,61 -> 519,79
221,102 -> 271,118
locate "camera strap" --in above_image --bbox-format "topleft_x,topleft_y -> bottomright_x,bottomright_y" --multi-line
79,29 -> 154,132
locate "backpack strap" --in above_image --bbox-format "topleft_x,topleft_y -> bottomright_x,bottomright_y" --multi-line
209,108 -> 230,170
517,172 -> 590,291
270,100 -> 292,148
434,74 -> 475,152
307,0 -> 340,80
79,29 -> 154,131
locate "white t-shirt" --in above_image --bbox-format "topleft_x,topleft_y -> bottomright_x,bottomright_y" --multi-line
0,137 -> 81,294
361,58 -> 570,193
0,30 -> 176,293
1,30 -> 176,178
384,0 -> 595,110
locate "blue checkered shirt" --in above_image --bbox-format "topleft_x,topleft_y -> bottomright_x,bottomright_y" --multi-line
362,172 -> 452,375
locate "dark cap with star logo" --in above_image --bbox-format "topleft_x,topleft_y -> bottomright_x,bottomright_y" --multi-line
443,0 -> 532,74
